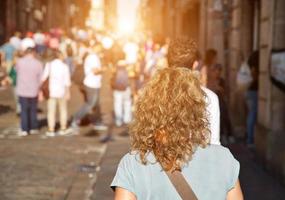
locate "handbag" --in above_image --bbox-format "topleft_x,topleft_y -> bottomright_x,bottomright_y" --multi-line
166,170 -> 198,200
41,62 -> 51,99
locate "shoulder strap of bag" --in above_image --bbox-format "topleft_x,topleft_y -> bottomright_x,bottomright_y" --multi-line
166,170 -> 198,200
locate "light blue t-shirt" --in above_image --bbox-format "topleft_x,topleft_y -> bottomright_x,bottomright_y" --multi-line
111,145 -> 240,200
0,43 -> 15,62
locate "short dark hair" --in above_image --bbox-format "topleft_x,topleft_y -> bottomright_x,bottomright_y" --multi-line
167,38 -> 198,69
204,49 -> 217,66
51,49 -> 62,59
25,47 -> 35,54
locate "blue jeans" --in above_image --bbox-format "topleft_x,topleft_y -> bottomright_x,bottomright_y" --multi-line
246,91 -> 258,144
73,86 -> 100,123
19,97 -> 38,132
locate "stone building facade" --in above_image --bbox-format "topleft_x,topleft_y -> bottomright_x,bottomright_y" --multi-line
144,0 -> 285,182
104,0 -> 117,31
142,0 -> 225,65
227,0 -> 285,182
0,0 -> 90,43
255,0 -> 285,182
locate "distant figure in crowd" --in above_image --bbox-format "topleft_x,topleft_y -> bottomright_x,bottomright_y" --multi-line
123,40 -> 139,65
111,67 -> 243,200
41,50 -> 71,137
21,33 -> 36,53
0,38 -> 16,73
71,45 -> 104,130
33,31 -> 46,56
168,39 -> 221,145
15,47 -> 43,136
9,32 -> 22,51
246,51 -> 259,146
64,44 -> 76,75
111,60 -> 132,127
144,43 -> 166,82
0,37 -> 19,114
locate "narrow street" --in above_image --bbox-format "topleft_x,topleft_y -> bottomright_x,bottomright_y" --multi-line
1,76 -> 285,199
0,0 -> 285,199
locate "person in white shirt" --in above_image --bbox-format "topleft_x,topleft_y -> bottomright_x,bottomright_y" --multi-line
167,38 -> 221,145
202,86 -> 220,145
71,45 -> 104,129
41,50 -> 71,136
123,41 -> 139,65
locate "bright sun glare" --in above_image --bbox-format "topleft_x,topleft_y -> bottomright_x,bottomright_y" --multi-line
118,19 -> 135,34
117,0 -> 140,35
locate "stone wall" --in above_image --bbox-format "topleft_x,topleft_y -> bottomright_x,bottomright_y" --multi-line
256,0 -> 285,183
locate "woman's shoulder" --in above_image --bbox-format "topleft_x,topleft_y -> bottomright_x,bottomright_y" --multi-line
120,152 -> 142,163
197,144 -> 234,157
194,145 -> 239,171
119,151 -> 156,167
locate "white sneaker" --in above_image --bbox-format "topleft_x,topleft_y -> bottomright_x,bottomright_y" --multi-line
18,131 -> 28,137
93,123 -> 108,131
58,128 -> 73,136
30,129 -> 39,135
115,120 -> 123,127
46,131 -> 56,137
71,121 -> 79,129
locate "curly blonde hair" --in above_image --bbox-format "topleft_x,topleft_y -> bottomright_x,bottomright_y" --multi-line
129,67 -> 210,172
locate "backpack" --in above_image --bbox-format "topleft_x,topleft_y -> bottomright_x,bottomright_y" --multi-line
111,67 -> 129,91
72,64 -> 85,85
72,52 -> 89,85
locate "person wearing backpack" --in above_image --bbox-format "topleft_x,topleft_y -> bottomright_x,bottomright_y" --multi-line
111,60 -> 132,127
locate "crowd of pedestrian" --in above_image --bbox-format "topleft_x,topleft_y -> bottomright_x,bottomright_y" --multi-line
0,28 -> 169,138
0,28 -> 258,146
0,25 -> 262,200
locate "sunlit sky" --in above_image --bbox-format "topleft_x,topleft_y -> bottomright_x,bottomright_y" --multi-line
117,0 -> 140,33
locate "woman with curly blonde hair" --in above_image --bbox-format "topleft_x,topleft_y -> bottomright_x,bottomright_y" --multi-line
111,40 -> 243,200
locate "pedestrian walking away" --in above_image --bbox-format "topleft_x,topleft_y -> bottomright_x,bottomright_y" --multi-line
111,67 -> 243,200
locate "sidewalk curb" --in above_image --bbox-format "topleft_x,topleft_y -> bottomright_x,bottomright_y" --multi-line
64,143 -> 107,200
91,136 -> 130,200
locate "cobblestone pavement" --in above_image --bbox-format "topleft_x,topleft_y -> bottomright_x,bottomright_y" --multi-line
0,137 -> 106,200
92,135 -> 129,200
229,144 -> 285,200
0,71 -> 113,200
